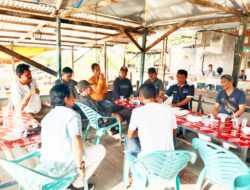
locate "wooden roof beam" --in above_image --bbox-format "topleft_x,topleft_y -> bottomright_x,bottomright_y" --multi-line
145,21 -> 188,52
61,0 -> 124,18
0,18 -> 115,36
150,16 -> 241,30
56,0 -> 64,10
0,44 -> 57,76
14,22 -> 47,44
121,29 -> 142,52
0,9 -> 119,31
185,0 -> 243,17
242,0 -> 250,13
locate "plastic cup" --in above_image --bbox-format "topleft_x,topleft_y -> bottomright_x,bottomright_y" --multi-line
221,116 -> 227,123
120,96 -> 124,101
242,118 -> 248,128
202,116 -> 210,127
233,118 -> 241,129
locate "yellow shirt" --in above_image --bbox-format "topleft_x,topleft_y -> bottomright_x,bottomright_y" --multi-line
88,76 -> 108,101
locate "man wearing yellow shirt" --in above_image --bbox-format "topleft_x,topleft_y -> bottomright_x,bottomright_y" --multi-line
88,63 -> 112,107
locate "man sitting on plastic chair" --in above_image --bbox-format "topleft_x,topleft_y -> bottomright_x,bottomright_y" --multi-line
125,83 -> 177,158
37,84 -> 106,190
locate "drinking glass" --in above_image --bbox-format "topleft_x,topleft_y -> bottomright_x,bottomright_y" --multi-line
242,118 -> 248,128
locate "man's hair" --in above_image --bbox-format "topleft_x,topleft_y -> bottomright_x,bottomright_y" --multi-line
50,84 -> 70,108
139,83 -> 156,99
217,67 -> 223,74
77,80 -> 91,93
91,63 -> 99,71
177,69 -> 188,77
148,67 -> 156,74
208,64 -> 213,67
241,69 -> 245,72
221,74 -> 234,81
16,64 -> 30,75
62,67 -> 73,74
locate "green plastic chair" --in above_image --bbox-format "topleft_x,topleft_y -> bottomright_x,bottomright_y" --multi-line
123,150 -> 196,190
234,174 -> 250,190
192,138 -> 250,190
76,102 -> 122,144
0,151 -> 78,190
197,83 -> 207,89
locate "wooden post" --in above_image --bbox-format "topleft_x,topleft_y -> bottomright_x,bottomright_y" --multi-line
71,46 -> 74,78
104,42 -> 108,83
0,45 -> 57,76
232,17 -> 248,87
11,41 -> 15,73
201,30 -> 207,74
56,16 -> 62,78
139,28 -> 148,86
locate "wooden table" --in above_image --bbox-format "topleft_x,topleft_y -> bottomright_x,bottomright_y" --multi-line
115,98 -> 250,161
0,110 -> 41,151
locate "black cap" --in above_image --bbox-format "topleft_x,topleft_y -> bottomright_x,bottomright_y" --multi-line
77,80 -> 91,90
120,66 -> 128,72
148,67 -> 156,74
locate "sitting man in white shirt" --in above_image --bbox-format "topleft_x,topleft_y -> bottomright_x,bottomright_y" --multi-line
38,84 -> 106,190
11,64 -> 42,114
125,83 -> 177,158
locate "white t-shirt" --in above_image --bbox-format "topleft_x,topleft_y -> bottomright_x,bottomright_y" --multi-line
39,106 -> 82,177
11,80 -> 41,114
129,102 -> 177,157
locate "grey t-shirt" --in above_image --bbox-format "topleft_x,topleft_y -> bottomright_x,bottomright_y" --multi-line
144,78 -> 164,94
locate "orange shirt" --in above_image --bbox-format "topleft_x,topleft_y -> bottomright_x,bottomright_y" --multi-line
88,76 -> 108,101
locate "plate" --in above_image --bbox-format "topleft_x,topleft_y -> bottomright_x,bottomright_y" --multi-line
175,110 -> 189,116
242,127 -> 250,135
186,114 -> 202,122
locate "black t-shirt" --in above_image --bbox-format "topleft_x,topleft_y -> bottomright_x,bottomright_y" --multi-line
112,77 -> 133,100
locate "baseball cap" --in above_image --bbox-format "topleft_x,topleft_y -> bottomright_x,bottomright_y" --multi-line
221,74 -> 234,81
120,66 -> 128,72
148,67 -> 156,74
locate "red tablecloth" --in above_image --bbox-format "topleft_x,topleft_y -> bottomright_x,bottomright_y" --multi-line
115,99 -> 250,149
115,98 -> 141,109
0,111 -> 41,150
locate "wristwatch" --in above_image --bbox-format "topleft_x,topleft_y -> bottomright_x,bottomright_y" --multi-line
78,161 -> 85,169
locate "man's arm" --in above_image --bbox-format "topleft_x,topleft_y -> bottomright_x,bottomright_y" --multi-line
112,79 -> 120,100
72,135 -> 84,169
173,85 -> 194,108
232,91 -> 246,117
127,129 -> 138,138
19,88 -> 39,111
213,103 -> 220,116
172,97 -> 192,108
89,74 -> 106,94
127,110 -> 138,138
234,104 -> 245,117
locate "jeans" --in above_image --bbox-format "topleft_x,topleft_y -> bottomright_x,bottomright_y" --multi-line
124,136 -> 141,158
96,100 -> 114,107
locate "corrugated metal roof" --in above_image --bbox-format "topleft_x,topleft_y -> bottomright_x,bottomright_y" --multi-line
0,0 -> 248,49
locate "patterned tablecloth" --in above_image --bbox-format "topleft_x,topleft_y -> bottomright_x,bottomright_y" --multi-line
114,98 -> 141,109
0,111 -> 41,150
115,99 -> 250,149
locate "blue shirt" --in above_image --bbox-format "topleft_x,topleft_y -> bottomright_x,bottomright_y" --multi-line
166,83 -> 194,110
216,88 -> 246,115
